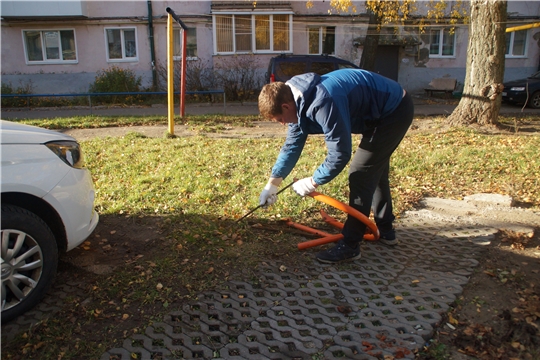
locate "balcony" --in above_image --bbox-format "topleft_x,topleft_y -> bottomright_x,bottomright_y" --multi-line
1,1 -> 88,19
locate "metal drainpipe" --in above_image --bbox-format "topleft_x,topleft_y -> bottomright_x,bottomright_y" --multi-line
147,0 -> 158,90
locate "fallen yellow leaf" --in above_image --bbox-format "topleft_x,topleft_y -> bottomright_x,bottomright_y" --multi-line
448,313 -> 459,325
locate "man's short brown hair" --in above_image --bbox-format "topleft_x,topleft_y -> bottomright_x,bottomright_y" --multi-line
258,82 -> 294,119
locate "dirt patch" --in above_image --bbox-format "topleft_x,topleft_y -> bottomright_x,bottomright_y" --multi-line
419,229 -> 540,359
62,215 -> 170,275
60,116 -> 463,141
59,115 -> 540,146
60,121 -> 290,140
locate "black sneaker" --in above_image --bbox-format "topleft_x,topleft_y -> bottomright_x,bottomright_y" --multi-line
316,240 -> 361,264
379,229 -> 398,246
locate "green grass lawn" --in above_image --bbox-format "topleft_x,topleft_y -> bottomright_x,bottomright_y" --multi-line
16,114 -> 538,214
82,126 -> 539,219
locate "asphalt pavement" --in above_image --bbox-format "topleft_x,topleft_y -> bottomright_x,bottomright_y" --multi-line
1,96 -> 537,120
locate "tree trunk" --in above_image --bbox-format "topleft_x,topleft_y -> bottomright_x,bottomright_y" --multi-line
447,0 -> 507,126
359,11 -> 380,71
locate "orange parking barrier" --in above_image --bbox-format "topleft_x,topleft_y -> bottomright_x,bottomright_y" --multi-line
284,219 -> 333,237
320,210 -> 343,230
287,191 -> 379,250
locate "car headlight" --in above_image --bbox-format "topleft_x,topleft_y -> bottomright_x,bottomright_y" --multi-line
45,141 -> 84,169
510,86 -> 526,91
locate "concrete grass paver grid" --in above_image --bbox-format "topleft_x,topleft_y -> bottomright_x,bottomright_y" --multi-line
102,220 -> 496,360
1,280 -> 88,342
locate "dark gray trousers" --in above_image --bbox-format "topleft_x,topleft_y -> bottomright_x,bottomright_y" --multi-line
341,92 -> 414,245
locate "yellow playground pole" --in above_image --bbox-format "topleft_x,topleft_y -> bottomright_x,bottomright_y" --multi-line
167,14 -> 175,135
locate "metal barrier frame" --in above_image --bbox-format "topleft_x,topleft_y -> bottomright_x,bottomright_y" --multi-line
0,90 -> 226,114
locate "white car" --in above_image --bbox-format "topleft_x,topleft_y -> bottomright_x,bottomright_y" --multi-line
1,120 -> 99,322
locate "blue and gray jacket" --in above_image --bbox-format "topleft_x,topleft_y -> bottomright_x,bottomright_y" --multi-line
270,69 -> 404,185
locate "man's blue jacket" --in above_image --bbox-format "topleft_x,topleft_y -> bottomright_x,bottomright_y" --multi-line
270,69 -> 405,185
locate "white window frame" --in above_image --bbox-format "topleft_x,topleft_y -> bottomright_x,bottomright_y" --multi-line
428,28 -> 456,58
308,26 -> 336,55
22,29 -> 78,64
212,12 -> 293,55
173,27 -> 198,61
104,27 -> 138,62
505,29 -> 528,58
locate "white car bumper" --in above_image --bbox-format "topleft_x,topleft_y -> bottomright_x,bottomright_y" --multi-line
44,167 -> 99,251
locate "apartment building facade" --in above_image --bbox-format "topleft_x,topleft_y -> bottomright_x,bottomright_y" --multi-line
1,0 -> 539,95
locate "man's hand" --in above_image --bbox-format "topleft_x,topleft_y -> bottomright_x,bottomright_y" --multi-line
259,183 -> 278,207
292,177 -> 317,196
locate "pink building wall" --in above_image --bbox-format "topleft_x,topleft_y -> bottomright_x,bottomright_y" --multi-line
1,0 -> 539,94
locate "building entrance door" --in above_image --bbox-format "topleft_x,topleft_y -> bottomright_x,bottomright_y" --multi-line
373,46 -> 400,81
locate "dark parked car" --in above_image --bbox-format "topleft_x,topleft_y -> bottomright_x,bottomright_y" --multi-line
502,71 -> 540,109
266,54 -> 359,83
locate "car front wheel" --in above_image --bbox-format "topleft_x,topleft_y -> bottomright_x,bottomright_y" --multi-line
1,204 -> 59,323
527,91 -> 540,109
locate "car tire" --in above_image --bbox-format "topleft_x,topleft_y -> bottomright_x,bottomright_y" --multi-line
527,91 -> 540,109
1,204 -> 59,323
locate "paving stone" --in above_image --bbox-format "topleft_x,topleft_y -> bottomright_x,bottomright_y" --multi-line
100,221 -> 491,359
0,280 -> 86,342
331,327 -> 419,359
100,347 -> 133,360
1,219 -> 495,359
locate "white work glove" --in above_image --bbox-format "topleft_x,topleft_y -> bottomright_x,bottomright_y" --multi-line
259,183 -> 278,207
292,177 -> 317,197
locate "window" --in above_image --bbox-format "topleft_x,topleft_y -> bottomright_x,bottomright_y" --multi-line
173,27 -> 198,60
105,28 -> 137,61
308,26 -> 335,55
23,30 -> 77,64
213,13 -> 292,54
506,29 -> 527,57
272,14 -> 290,52
235,15 -> 252,52
429,28 -> 455,57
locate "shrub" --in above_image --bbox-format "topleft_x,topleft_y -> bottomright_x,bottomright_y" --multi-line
1,81 -> 33,108
89,65 -> 143,104
156,55 -> 264,104
213,55 -> 264,102
156,59 -> 218,103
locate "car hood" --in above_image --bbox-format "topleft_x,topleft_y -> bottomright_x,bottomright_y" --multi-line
0,120 -> 76,144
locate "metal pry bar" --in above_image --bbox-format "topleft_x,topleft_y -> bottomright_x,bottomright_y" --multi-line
236,181 -> 295,222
